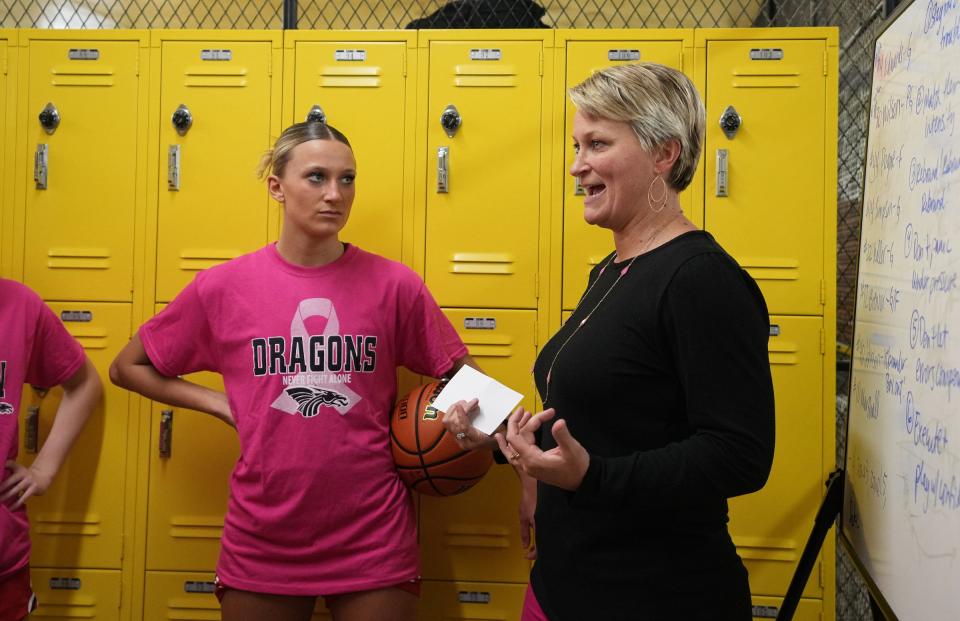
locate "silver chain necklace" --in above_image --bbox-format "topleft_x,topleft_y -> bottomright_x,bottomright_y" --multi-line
541,252 -> 639,406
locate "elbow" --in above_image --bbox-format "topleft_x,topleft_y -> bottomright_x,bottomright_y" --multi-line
108,358 -> 128,390
741,443 -> 775,495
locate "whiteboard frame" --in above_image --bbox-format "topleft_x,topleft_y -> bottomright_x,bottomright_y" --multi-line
839,0 -> 946,619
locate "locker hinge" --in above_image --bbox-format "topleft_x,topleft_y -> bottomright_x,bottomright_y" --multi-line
267,53 -> 273,77
539,50 -> 543,76
134,50 -> 139,76
534,272 -> 540,299
679,49 -> 683,71
823,50 -> 828,76
820,279 -> 825,305
402,49 -> 407,77
1,54 -> 6,75
820,329 -> 825,355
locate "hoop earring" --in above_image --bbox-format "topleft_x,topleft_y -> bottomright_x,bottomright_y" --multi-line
647,174 -> 668,213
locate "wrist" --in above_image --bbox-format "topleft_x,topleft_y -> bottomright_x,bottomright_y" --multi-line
28,457 -> 58,483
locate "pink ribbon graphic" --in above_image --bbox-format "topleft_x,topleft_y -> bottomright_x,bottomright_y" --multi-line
270,298 -> 361,417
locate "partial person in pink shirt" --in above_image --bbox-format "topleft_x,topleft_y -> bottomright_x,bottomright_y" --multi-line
0,279 -> 102,621
110,122 -> 483,621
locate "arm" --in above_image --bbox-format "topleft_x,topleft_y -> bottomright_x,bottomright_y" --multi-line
109,333 -> 234,427
445,353 -> 479,377
1,356 -> 102,510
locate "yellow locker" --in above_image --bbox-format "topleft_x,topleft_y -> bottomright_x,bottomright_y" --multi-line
424,36 -> 546,309
702,38 -> 826,316
18,302 -> 130,570
143,572 -> 220,621
0,33 -> 15,278
420,309 -> 534,583
558,31 -> 695,310
420,580 -> 526,621
154,33 -> 280,303
28,568 -> 121,621
145,304 -> 239,572
288,33 -> 415,263
20,35 -> 144,301
728,316 -> 823,598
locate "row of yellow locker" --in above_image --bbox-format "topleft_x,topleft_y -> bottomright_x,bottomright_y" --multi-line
26,570 -> 828,621
21,302 -> 831,607
4,26 -> 838,621
0,27 -> 836,320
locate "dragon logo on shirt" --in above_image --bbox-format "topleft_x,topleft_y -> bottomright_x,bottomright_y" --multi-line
285,387 -> 350,418
0,402 -> 13,415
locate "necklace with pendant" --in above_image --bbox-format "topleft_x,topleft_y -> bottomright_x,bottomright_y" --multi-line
541,252 -> 639,406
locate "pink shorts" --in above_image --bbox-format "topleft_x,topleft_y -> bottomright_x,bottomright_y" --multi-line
521,583 -> 550,621
213,575 -> 421,605
0,565 -> 37,621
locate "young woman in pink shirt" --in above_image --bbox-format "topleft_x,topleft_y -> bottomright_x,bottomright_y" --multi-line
0,279 -> 101,621
111,122 -> 477,621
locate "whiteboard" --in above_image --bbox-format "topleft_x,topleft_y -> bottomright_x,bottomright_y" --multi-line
841,0 -> 960,618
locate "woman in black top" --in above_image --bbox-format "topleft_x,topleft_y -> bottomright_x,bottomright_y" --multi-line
481,63 -> 775,619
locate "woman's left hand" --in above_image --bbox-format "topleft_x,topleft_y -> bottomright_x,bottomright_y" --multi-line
495,409 -> 590,491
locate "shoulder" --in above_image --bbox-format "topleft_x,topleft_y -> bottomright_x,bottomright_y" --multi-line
654,232 -> 742,279
0,278 -> 41,304
0,278 -> 45,316
201,246 -> 268,278
664,236 -> 767,314
190,245 -> 272,295
349,247 -> 425,288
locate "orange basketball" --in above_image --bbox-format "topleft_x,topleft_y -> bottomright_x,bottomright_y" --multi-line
390,381 -> 493,496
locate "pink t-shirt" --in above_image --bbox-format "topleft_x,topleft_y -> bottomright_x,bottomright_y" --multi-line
0,279 -> 85,578
140,244 -> 467,596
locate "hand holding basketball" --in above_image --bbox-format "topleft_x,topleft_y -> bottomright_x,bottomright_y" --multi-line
390,382 -> 493,497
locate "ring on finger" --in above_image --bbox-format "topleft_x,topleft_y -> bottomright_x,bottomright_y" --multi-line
510,451 -> 521,461
455,432 -> 466,441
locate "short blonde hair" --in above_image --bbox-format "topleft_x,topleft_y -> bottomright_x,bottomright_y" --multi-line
257,122 -> 352,179
569,63 -> 705,192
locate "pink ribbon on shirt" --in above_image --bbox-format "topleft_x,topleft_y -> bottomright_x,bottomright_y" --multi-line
270,298 -> 361,417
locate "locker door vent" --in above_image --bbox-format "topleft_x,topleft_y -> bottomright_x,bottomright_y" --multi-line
319,65 -> 382,88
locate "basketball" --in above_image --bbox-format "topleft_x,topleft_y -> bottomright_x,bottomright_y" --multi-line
390,381 -> 493,496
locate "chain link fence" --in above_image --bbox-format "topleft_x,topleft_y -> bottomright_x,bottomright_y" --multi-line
0,0 -> 885,618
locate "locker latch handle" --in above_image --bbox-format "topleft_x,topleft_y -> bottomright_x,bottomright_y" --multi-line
306,104 -> 326,124
574,177 -> 585,196
716,149 -> 729,198
24,406 -> 40,454
168,145 -> 181,191
159,409 -> 173,458
34,144 -> 49,190
437,147 -> 449,193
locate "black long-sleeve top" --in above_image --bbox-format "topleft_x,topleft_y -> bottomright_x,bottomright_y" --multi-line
530,231 -> 775,620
